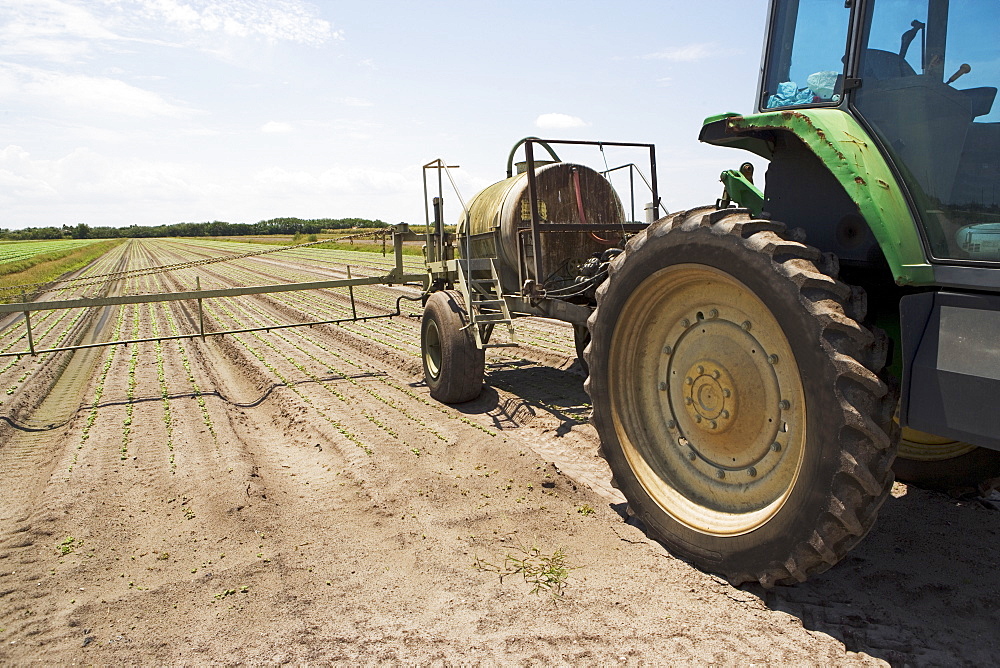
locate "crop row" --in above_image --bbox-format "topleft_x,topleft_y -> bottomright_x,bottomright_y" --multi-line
150,237 -> 576,366
0,239 -> 104,267
0,241 -> 135,405
67,245 -> 197,474
132,242 -> 462,455
20,237 -> 577,483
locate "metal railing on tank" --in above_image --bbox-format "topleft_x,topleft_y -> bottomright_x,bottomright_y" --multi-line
517,138 -> 665,300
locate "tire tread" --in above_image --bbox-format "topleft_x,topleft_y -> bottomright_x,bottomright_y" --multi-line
585,208 -> 897,587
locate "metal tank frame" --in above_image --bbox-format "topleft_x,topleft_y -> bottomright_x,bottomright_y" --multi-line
420,137 -> 664,349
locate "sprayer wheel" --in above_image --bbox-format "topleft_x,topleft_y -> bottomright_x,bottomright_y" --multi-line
585,207 -> 897,587
421,290 -> 485,404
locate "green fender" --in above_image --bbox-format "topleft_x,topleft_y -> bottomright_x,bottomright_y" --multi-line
701,109 -> 934,286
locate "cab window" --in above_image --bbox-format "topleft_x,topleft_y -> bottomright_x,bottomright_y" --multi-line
762,0 -> 852,109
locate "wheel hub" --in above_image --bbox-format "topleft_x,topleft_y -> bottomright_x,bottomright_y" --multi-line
423,318 -> 442,379
665,317 -> 786,478
609,264 -> 807,535
681,360 -> 734,431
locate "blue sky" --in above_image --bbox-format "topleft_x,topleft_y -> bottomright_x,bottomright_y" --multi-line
0,1 -> 769,230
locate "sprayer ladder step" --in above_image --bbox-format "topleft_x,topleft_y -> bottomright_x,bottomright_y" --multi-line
456,258 -> 516,349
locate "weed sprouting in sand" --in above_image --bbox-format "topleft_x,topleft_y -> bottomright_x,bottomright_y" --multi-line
473,544 -> 575,597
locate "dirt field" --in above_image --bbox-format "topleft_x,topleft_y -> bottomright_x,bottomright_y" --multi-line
0,239 -> 997,665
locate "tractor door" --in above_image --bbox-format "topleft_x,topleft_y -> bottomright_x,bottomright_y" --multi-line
853,0 -> 1000,262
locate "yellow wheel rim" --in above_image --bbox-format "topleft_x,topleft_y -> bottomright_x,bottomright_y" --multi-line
424,317 -> 442,380
897,426 -> 976,462
609,264 -> 806,536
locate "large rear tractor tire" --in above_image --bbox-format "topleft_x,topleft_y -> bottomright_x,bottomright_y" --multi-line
893,427 -> 1000,493
585,208 -> 897,587
421,290 -> 485,404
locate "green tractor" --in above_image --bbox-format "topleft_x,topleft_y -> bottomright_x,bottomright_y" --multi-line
420,0 -> 1000,586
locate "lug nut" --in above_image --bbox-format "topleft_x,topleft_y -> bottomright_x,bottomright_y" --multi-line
659,381 -> 667,391
723,389 -> 731,398
708,420 -> 717,429
712,370 -> 720,380
720,409 -> 730,419
768,354 -> 779,364
667,419 -> 676,429
688,451 -> 697,461
663,345 -> 672,355
742,321 -> 752,331
771,442 -> 782,452
779,399 -> 791,410
694,415 -> 702,423
716,470 -> 726,479
696,365 -> 704,375
681,318 -> 690,328
709,309 -> 719,318
685,397 -> 694,405
748,467 -> 757,477
685,376 -> 694,385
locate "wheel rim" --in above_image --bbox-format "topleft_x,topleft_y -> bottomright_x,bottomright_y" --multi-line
424,317 -> 442,380
609,264 -> 806,536
897,426 -> 976,462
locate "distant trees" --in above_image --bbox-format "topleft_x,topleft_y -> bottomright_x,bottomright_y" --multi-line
0,217 -> 390,241
6,226 -> 63,240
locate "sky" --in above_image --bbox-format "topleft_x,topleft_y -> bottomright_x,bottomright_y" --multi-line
0,0 -> 770,230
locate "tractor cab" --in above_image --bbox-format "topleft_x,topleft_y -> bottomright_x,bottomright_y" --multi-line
760,0 -> 1000,263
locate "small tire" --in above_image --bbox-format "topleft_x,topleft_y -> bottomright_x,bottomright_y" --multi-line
421,290 -> 485,403
894,426 -> 1000,493
585,208 -> 897,587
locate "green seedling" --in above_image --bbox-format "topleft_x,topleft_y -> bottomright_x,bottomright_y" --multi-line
57,536 -> 81,555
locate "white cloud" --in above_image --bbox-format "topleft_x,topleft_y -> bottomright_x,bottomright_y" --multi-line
338,96 -> 373,108
1,145 -> 426,227
0,145 -> 217,207
1,64 -> 196,118
643,43 -> 716,62
122,0 -> 339,46
260,121 -> 293,133
0,145 -> 59,200
0,0 -> 339,70
0,0 -> 119,62
535,113 -> 589,130
254,165 -> 410,196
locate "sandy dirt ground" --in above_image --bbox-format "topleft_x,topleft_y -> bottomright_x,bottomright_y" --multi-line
0,239 -> 997,665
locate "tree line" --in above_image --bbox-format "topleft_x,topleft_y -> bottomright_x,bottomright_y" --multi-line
0,217 -> 390,241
